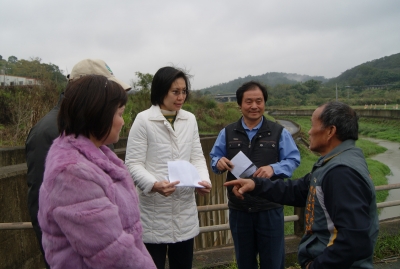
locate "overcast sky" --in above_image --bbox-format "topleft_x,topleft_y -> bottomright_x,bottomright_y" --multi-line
2,0 -> 400,89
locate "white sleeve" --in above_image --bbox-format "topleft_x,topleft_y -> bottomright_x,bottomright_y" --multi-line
189,116 -> 211,185
125,113 -> 157,194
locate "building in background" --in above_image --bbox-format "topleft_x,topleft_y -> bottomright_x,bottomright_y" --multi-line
1,74 -> 40,87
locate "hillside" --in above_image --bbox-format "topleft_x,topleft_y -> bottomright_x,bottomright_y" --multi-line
324,52 -> 400,87
200,52 -> 400,94
200,72 -> 328,94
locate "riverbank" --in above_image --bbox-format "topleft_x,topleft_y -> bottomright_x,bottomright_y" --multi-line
362,137 -> 400,220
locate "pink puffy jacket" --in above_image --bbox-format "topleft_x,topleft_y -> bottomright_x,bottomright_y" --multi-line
38,135 -> 156,269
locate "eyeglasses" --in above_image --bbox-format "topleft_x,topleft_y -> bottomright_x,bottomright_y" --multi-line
171,90 -> 187,96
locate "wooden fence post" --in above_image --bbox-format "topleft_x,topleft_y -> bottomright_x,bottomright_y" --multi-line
294,207 -> 305,237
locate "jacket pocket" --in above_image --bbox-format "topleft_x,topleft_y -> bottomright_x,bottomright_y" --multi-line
252,140 -> 279,163
298,234 -> 325,266
257,140 -> 277,149
228,141 -> 244,149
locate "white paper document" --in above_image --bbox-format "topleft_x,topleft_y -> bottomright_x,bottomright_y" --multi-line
230,151 -> 257,179
167,160 -> 204,188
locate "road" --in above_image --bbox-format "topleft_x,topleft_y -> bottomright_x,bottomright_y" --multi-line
277,119 -> 300,135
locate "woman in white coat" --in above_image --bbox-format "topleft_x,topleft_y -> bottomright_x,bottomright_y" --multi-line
125,66 -> 212,269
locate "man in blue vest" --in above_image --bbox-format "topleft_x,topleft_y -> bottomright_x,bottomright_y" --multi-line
225,101 -> 379,269
210,81 -> 300,269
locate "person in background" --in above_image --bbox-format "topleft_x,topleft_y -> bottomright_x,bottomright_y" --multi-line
225,101 -> 379,269
25,59 -> 130,267
38,75 -> 155,268
210,81 -> 300,269
125,66 -> 212,269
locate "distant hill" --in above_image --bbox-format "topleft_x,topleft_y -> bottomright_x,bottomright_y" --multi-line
200,72 -> 328,94
325,52 -> 400,87
200,52 -> 400,94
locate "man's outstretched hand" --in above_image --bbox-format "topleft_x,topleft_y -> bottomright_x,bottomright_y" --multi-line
224,179 -> 255,200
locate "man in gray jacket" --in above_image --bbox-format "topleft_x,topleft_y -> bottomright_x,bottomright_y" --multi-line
25,59 -> 130,268
225,101 -> 379,269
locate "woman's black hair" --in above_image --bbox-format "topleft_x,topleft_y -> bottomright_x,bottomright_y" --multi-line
150,66 -> 191,106
58,74 -> 127,141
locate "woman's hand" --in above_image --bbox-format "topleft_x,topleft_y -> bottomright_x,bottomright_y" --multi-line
152,180 -> 180,196
196,181 -> 212,196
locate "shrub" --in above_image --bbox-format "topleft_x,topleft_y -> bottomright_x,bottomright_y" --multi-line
0,83 -> 59,146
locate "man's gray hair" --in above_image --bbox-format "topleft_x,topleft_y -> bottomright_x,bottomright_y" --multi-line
319,101 -> 359,141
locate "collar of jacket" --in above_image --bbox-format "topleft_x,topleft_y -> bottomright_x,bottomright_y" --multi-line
60,134 -> 129,182
313,139 -> 356,170
233,116 -> 273,137
147,105 -> 189,121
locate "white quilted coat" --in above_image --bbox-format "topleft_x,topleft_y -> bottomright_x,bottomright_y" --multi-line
125,105 -> 211,243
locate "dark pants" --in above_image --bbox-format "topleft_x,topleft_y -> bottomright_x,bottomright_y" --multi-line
229,207 -> 285,269
145,238 -> 194,269
32,223 -> 50,269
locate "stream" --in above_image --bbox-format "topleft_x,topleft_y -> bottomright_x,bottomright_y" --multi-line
363,137 -> 400,220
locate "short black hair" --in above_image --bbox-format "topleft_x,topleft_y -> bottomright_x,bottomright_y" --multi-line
319,101 -> 359,141
150,66 -> 190,106
58,75 -> 127,141
236,81 -> 268,106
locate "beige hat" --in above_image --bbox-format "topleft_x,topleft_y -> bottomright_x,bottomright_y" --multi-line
68,59 -> 131,90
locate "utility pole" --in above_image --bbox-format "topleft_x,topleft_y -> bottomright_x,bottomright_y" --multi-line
336,84 -> 338,101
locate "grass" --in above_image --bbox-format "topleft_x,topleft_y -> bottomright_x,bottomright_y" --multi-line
281,115 -> 400,144
359,118 -> 400,143
374,231 -> 400,261
356,139 -> 388,157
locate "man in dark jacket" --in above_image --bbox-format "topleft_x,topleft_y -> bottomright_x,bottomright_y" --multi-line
225,101 -> 379,269
25,59 -> 131,267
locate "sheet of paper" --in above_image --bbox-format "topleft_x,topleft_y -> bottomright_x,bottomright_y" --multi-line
230,151 -> 257,179
167,160 -> 204,188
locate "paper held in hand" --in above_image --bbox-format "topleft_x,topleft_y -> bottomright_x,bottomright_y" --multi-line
230,151 -> 257,179
167,160 -> 205,188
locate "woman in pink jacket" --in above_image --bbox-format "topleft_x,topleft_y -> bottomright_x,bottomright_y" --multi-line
38,75 -> 156,269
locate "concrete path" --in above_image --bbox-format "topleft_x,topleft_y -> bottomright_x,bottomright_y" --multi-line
277,119 -> 300,135
374,259 -> 400,268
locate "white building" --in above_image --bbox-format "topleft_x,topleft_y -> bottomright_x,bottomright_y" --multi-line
0,75 -> 40,86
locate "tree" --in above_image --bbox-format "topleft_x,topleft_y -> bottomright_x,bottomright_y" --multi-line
121,72 -> 153,136
8,56 -> 18,63
132,72 -> 153,92
303,79 -> 322,94
4,57 -> 66,87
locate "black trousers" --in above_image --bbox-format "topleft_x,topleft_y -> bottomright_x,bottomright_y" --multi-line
145,238 -> 194,269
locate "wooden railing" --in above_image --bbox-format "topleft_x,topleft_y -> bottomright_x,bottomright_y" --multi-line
2,183 -> 399,240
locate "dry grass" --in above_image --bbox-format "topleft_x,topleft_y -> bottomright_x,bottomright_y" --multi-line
0,83 -> 59,146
